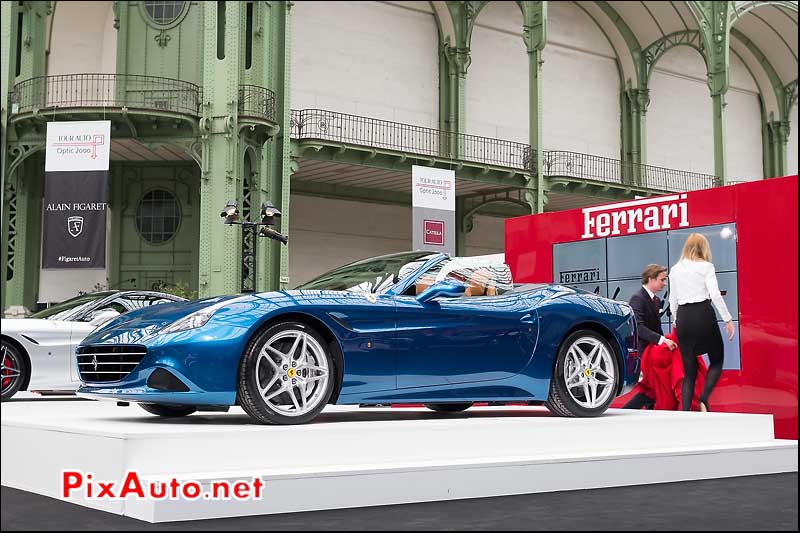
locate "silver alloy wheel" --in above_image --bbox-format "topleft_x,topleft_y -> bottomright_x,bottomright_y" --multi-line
256,329 -> 330,417
563,336 -> 616,409
1,344 -> 23,396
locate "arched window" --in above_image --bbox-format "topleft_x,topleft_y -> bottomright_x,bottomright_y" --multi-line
143,1 -> 185,26
136,189 -> 181,245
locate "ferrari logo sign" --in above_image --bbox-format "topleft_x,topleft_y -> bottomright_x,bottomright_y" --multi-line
67,216 -> 84,238
91,355 -> 98,372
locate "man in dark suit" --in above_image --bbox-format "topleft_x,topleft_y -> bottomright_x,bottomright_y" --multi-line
623,264 -> 677,409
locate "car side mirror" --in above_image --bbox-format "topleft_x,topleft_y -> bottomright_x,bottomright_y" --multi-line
88,309 -> 121,327
416,279 -> 466,304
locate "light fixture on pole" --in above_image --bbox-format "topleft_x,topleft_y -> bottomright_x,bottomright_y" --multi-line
220,201 -> 240,224
221,199 -> 288,293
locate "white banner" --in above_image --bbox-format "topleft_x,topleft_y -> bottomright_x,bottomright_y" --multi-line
412,166 -> 455,211
46,121 -> 111,172
412,166 -> 455,254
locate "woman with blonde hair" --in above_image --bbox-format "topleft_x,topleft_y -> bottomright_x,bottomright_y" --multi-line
668,233 -> 735,412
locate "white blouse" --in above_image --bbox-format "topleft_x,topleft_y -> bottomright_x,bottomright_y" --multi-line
668,259 -> 732,322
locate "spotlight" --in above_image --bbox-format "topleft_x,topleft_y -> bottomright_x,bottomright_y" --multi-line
260,201 -> 282,226
259,225 -> 289,244
220,201 -> 240,224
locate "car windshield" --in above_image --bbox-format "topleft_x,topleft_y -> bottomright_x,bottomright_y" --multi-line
296,252 -> 439,294
29,292 -> 116,321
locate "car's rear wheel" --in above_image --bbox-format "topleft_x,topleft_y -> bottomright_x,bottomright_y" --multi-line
138,403 -> 197,417
1,340 -> 27,401
545,330 -> 620,417
425,402 -> 473,412
238,321 -> 335,425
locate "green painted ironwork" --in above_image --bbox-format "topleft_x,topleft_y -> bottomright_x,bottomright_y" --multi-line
521,1 -> 547,215
642,30 -> 706,84
197,0 -> 242,298
4,0 -> 793,310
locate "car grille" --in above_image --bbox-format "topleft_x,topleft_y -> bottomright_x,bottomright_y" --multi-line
77,345 -> 147,383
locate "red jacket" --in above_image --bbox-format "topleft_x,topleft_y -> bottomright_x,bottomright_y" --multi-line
632,330 -> 708,411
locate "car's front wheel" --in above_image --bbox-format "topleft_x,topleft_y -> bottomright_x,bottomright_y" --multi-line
138,403 -> 197,417
1,340 -> 28,401
237,321 -> 335,425
545,330 -> 620,417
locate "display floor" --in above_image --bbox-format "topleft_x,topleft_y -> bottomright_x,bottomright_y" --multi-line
2,400 -> 796,523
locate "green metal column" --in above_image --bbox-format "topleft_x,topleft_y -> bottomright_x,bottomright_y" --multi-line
711,92 -> 727,181
440,2 -> 478,159
0,1 -> 19,306
261,1 -> 293,291
3,164 -> 31,310
523,1 -> 546,214
773,120 -> 789,178
705,1 -> 731,184
2,1 -> 47,311
455,196 -> 467,256
198,1 -> 243,297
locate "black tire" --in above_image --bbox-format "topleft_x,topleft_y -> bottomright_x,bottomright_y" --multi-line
1,340 -> 28,401
424,402 -> 473,412
545,329 -> 620,418
237,321 -> 336,425
138,403 -> 197,417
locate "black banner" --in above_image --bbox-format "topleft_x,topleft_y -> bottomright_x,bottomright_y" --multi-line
41,171 -> 108,268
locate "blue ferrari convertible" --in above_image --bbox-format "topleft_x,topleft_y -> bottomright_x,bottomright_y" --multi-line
77,251 -> 639,424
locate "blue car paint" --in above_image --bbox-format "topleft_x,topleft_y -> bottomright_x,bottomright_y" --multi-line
77,260 -> 638,407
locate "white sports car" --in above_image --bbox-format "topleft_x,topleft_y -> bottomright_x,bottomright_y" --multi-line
1,290 -> 186,400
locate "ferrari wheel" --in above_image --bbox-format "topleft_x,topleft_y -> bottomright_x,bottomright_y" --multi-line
138,403 -> 197,417
425,402 -> 473,413
238,321 -> 335,425
545,330 -> 619,417
1,340 -> 27,401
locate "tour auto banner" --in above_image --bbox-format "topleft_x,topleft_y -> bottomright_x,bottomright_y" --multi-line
42,121 -> 110,268
412,165 -> 455,255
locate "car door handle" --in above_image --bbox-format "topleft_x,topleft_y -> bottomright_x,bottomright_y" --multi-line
520,313 -> 537,324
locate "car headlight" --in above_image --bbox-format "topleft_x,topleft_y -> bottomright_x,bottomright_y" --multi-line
159,296 -> 247,335
159,308 -> 217,334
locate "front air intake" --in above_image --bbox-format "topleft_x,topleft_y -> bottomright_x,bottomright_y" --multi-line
77,345 -> 147,383
147,368 -> 190,392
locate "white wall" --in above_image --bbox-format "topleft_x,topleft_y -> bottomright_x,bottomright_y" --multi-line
288,195 -> 504,286
468,1 -> 620,157
725,53 -> 763,181
48,1 -> 116,75
788,105 -> 798,176
647,46 -> 762,180
464,215 -> 505,257
467,2 -> 528,143
647,47 -> 715,175
291,1 -> 439,127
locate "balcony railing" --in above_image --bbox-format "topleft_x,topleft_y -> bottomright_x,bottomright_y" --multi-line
291,109 -> 533,171
291,109 -> 723,193
543,151 -> 721,192
238,84 -> 276,123
10,74 -> 202,116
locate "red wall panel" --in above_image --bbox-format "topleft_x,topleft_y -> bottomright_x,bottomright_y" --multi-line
505,176 -> 798,439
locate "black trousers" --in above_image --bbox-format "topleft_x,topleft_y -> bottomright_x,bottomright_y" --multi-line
622,392 -> 655,410
675,300 -> 725,410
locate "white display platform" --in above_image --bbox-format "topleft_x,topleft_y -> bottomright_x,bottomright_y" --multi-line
2,400 -> 796,523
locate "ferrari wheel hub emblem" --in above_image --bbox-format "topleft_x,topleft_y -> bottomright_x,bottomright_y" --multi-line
584,368 -> 591,378
287,368 -> 296,378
